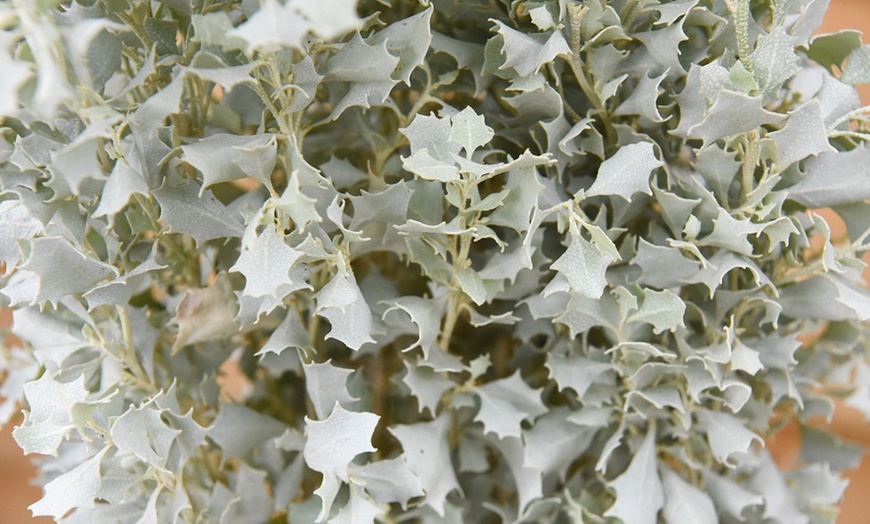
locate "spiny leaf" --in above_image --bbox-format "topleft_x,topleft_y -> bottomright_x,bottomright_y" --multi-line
586,142 -> 663,201
389,415 -> 461,517
604,427 -> 664,524
209,402 -> 287,461
315,265 -> 376,350
303,360 -> 358,419
153,180 -> 245,244
473,371 -> 547,439
551,230 -> 613,299
29,447 -> 110,519
627,289 -> 686,334
449,107 -> 494,156
660,465 -> 717,524
304,403 -> 379,482
110,401 -> 181,471
230,227 -> 306,299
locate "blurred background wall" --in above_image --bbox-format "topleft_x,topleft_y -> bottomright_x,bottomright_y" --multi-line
1,1 -> 869,522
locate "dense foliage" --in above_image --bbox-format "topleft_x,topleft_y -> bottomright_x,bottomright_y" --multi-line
2,0 -> 870,521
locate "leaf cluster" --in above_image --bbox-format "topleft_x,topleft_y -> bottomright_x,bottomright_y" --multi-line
1,0 -> 870,522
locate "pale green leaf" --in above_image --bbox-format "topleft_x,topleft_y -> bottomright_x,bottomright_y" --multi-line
842,44 -> 870,85
491,21 -> 570,77
370,7 -> 433,85
184,63 -> 258,94
746,27 -> 800,96
0,54 -> 32,115
315,266 -> 375,350
348,181 -> 414,247
627,289 -> 686,334
225,465 -> 275,524
325,32 -> 400,119
528,5 -> 556,31
153,180 -> 245,244
181,133 -> 277,191
660,466 -> 717,524
13,373 -> 90,456
698,207 -> 764,256
632,239 -> 701,289
303,360 -> 358,419
586,142 -> 663,201
449,106 -> 494,156
486,164 -> 545,233
551,231 -> 613,299
554,292 -> 607,338
767,100 -> 835,168
191,12 -> 247,50
230,227 -> 306,299
383,296 -> 444,357
29,447 -> 109,519
807,30 -> 863,71
256,311 -> 309,357
349,456 -> 424,509
699,410 -> 763,466
688,90 -> 786,143
604,428 -> 664,524
275,171 -> 323,232
304,403 -> 379,482
0,200 -> 42,273
110,401 -> 181,471
789,148 -> 870,207
401,112 -> 458,160
615,71 -> 668,123
330,483 -> 382,524
229,0 -> 360,53
389,415 -> 461,517
474,371 -> 547,439
749,452 -> 809,524
401,361 -> 454,415
208,402 -> 287,460
702,468 -> 764,519
19,236 -> 116,306
93,159 -> 149,219
650,0 -> 699,26
730,339 -> 764,375
490,435 -> 543,515
84,247 -> 162,309
522,409 -> 596,478
402,148 -> 461,182
456,266 -> 487,306
635,20 -> 688,74
545,353 -> 613,397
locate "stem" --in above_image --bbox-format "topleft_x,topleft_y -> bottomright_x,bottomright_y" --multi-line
132,193 -> 199,284
741,129 -> 759,200
251,80 -> 291,136
116,11 -> 153,50
566,4 -> 602,112
828,106 -> 870,131
829,130 -> 870,142
735,0 -> 753,67
553,70 -> 582,123
267,57 -> 294,118
437,182 -> 474,352
567,55 -> 604,114
116,305 -> 156,391
565,3 -> 617,148
438,289 -> 463,352
773,242 -> 865,286
620,0 -> 642,30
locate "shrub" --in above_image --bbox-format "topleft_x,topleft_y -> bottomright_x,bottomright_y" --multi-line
2,0 -> 870,522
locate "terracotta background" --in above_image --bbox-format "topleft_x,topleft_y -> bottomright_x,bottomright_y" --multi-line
1,2 -> 870,522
